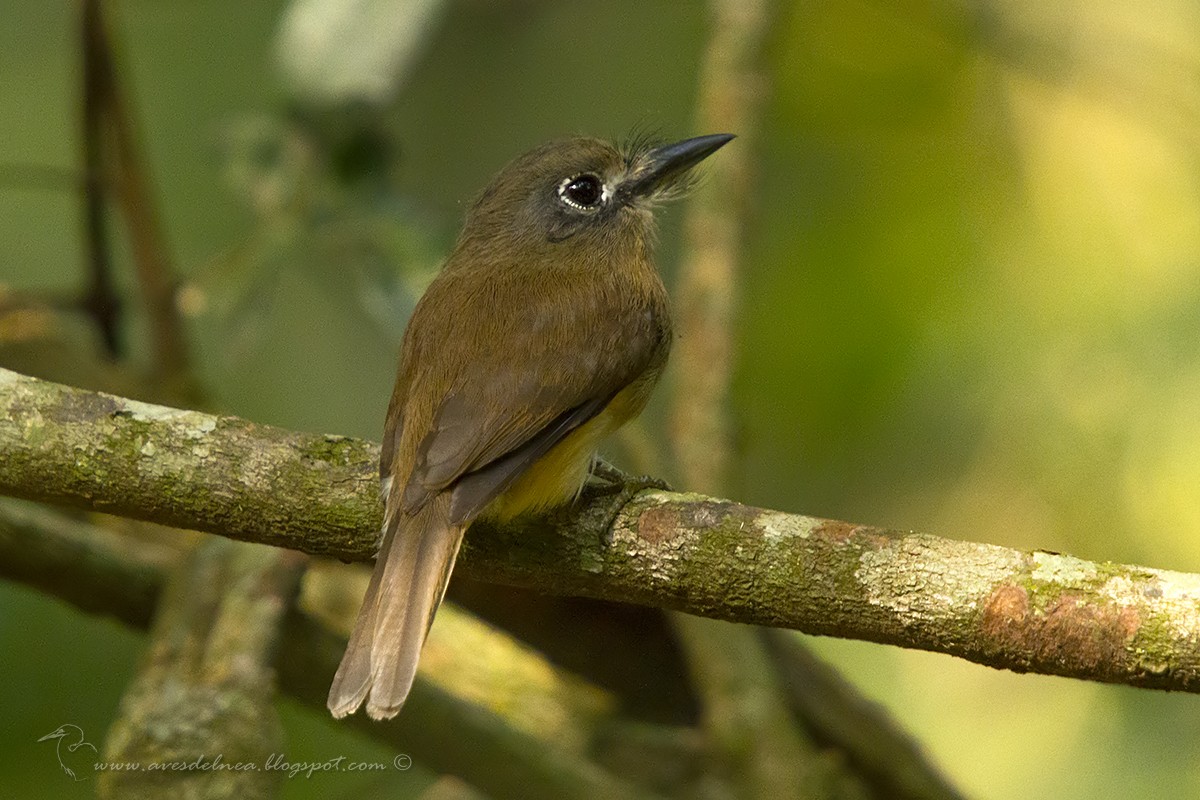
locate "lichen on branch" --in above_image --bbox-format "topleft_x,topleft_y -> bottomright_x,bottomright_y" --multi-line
3,366 -> 1200,694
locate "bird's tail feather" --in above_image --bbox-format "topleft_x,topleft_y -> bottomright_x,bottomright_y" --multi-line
326,494 -> 464,720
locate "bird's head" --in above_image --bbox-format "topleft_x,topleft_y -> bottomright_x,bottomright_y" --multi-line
453,133 -> 734,265
38,725 -> 73,742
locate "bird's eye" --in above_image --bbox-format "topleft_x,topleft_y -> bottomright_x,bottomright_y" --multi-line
557,174 -> 605,210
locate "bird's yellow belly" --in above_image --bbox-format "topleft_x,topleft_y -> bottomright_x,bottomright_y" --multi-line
480,379 -> 653,522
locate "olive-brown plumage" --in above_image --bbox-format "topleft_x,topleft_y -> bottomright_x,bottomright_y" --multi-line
328,133 -> 734,720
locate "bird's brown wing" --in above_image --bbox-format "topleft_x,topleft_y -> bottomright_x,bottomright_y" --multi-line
331,324 -> 637,719
445,394 -> 614,523
399,286 -> 666,523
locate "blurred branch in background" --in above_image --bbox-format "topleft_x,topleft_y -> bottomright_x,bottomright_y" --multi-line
79,0 -> 121,359
670,0 -> 768,496
666,2 -> 840,798
666,3 -> 962,798
80,0 -> 197,400
98,539 -> 303,800
764,630 -> 965,800
0,0 -> 188,384
0,499 -> 663,800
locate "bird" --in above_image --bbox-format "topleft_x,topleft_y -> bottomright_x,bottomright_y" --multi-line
38,724 -> 98,781
327,132 -> 735,720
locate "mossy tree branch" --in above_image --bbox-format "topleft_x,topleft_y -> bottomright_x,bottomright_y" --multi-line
3,366 -> 1200,693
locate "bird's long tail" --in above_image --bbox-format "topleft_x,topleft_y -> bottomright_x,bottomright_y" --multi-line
327,493 -> 464,720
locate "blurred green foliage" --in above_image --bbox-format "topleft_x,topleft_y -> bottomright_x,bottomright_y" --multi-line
3,1 -> 1200,798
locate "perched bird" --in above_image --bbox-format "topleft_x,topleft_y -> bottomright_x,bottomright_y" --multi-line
328,132 -> 735,720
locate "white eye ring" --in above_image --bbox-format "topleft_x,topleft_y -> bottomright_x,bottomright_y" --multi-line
557,174 -> 611,211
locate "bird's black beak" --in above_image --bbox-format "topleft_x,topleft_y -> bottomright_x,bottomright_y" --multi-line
621,133 -> 735,199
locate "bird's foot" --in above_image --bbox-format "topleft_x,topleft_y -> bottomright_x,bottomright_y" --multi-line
585,457 -> 673,543
587,456 -> 672,493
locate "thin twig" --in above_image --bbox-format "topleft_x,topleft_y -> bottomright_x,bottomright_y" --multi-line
84,0 -> 195,393
80,0 -> 122,358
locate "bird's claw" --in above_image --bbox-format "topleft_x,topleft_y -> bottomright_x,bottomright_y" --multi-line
584,457 -> 672,543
